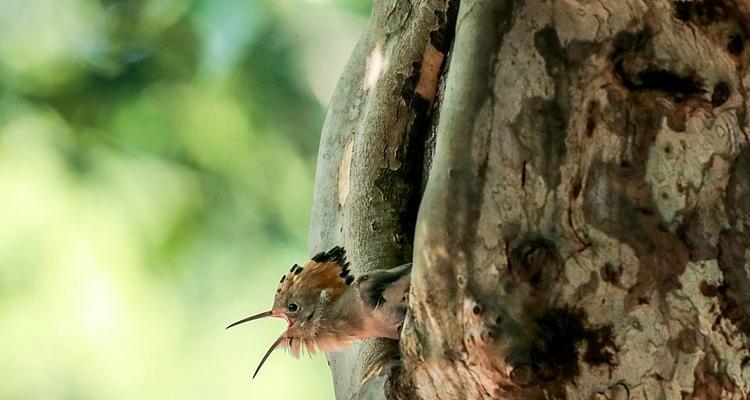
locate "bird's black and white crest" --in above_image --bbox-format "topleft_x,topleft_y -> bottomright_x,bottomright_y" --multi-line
310,246 -> 347,265
272,246 -> 354,312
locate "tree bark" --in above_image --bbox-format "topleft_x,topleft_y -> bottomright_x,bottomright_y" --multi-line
310,0 -> 750,399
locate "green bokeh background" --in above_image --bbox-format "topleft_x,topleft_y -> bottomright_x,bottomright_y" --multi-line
0,0 -> 370,398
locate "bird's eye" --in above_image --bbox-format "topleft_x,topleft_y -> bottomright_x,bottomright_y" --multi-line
287,302 -> 300,313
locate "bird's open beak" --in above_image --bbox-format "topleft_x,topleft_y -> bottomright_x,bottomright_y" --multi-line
227,310 -> 296,329
226,310 -> 275,329
252,332 -> 286,379
226,310 -> 291,379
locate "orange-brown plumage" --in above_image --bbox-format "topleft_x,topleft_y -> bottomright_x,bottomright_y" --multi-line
273,252 -> 351,314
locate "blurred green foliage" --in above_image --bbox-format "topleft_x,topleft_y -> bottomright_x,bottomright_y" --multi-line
0,0 -> 370,398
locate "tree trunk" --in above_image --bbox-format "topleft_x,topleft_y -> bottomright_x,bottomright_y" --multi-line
310,0 -> 750,399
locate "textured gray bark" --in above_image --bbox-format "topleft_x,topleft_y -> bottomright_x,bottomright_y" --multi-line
310,0 -> 750,399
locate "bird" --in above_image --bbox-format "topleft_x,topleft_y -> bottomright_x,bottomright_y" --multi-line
226,246 -> 412,378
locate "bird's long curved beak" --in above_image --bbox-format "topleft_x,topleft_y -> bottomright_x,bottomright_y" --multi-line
253,332 -> 286,379
226,310 -> 274,329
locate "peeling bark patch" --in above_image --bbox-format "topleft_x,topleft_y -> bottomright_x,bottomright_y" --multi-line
383,0 -> 411,35
373,41 -> 448,257
689,347 -> 738,398
390,58 -> 440,256
524,308 -> 616,385
338,137 -> 354,207
414,45 -> 444,103
583,158 -> 689,309
585,85 -> 693,306
508,237 -> 563,291
429,0 -> 458,54
716,230 -> 750,338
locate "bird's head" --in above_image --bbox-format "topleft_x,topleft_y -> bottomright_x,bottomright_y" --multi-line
227,246 -> 353,378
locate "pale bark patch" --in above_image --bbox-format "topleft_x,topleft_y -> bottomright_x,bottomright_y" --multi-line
364,43 -> 386,90
645,112 -> 737,227
338,137 -> 354,207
